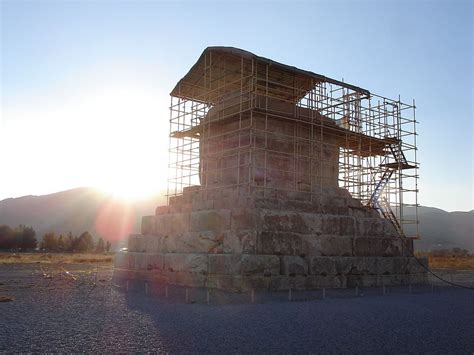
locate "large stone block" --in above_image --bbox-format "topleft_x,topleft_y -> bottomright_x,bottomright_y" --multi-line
231,208 -> 260,229
261,211 -> 322,234
145,235 -> 161,253
129,234 -> 148,252
321,195 -> 348,215
209,254 -> 242,274
223,230 -> 257,254
321,216 -> 355,236
190,210 -> 231,231
141,216 -> 156,235
163,253 -> 208,274
310,257 -> 337,275
257,231 -> 306,255
155,205 -> 169,215
281,256 -> 308,276
314,236 -> 353,256
128,234 -> 140,252
261,211 -> 307,233
284,199 -> 321,213
354,237 -> 402,257
191,199 -> 214,211
383,220 -> 399,238
300,213 -> 323,234
145,253 -> 164,270
234,275 -> 272,291
407,256 -> 428,273
162,231 -> 224,254
356,218 -> 385,237
205,274 -> 237,291
253,197 -> 281,210
334,257 -> 356,275
240,255 -> 280,276
348,206 -> 373,219
155,213 -> 190,236
347,258 -> 378,275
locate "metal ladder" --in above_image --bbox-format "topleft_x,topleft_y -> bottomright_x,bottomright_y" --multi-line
377,197 -> 406,237
388,142 -> 408,166
369,169 -> 394,207
368,141 -> 408,237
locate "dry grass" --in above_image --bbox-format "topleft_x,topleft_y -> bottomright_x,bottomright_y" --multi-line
417,253 -> 474,270
0,252 -> 114,265
0,295 -> 15,302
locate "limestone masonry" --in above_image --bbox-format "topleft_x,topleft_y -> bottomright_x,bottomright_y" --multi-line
114,47 -> 426,290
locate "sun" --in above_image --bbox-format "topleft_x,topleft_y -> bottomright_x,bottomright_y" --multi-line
97,178 -> 162,201
74,86 -> 170,201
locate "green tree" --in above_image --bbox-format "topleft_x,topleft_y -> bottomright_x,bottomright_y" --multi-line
0,225 -> 15,249
15,225 -> 37,250
66,232 -> 75,252
76,231 -> 94,253
41,232 -> 58,251
57,234 -> 66,251
105,240 -> 111,253
95,238 -> 105,253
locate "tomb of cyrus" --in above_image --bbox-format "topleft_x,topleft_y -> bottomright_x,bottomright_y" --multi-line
114,47 -> 427,290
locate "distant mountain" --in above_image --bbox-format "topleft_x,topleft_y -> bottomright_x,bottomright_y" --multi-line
0,188 -> 472,251
0,188 -> 166,245
405,206 -> 473,252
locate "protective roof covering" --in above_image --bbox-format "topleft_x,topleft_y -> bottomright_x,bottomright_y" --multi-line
171,47 -> 370,104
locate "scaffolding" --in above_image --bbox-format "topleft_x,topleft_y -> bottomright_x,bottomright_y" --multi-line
167,47 -> 419,239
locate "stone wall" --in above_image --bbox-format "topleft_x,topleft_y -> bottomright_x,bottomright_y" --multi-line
199,95 -> 340,191
115,186 -> 426,291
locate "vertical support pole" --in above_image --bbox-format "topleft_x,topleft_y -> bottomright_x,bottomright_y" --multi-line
126,280 -> 129,292
185,288 -> 189,303
206,289 -> 210,305
251,289 -> 255,303
288,287 -> 292,302
431,283 -> 434,293
355,286 -> 359,296
145,282 -> 148,295
165,284 -> 168,298
322,288 -> 326,299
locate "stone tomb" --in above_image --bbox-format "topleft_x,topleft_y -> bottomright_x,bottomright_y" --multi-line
114,47 -> 427,291
115,185 -> 427,291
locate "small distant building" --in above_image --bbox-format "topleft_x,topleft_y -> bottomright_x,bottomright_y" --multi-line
115,47 -> 426,290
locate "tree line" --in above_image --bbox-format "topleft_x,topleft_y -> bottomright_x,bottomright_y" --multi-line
0,224 -> 37,250
0,224 -> 111,253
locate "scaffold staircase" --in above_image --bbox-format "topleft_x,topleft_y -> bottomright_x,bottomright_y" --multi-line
368,140 -> 412,238
377,197 -> 406,238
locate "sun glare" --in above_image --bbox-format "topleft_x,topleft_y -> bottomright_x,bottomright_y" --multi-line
3,82 -> 170,201
76,86 -> 170,200
97,176 -> 164,201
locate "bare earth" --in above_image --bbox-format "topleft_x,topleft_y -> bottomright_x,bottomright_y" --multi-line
0,262 -> 473,353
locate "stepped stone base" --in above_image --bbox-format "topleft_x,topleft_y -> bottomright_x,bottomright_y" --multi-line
114,186 -> 428,291
114,253 -> 427,291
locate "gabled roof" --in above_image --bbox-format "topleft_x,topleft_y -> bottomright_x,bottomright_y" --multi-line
171,46 -> 370,104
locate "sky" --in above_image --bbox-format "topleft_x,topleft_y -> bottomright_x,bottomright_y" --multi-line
1,0 -> 473,211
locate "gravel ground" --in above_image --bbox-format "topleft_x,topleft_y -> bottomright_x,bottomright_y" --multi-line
0,264 -> 473,353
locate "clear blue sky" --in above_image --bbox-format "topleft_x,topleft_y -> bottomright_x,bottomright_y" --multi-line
1,0 -> 473,211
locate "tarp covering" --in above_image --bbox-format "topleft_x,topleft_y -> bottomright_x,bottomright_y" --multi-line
171,46 -> 370,104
